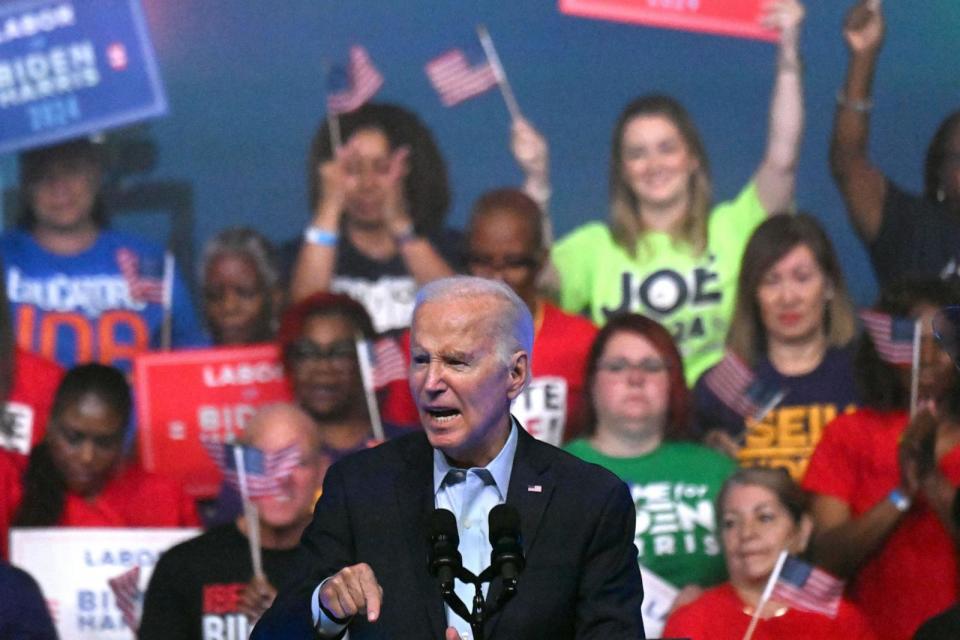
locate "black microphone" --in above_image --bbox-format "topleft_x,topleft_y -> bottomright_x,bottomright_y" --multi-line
427,508 -> 462,595
488,504 -> 525,586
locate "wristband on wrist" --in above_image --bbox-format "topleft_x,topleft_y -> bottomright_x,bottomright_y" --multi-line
836,91 -> 873,113
394,224 -> 418,246
888,488 -> 912,513
304,226 -> 338,247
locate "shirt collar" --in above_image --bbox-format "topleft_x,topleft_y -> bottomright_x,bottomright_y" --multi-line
433,418 -> 519,501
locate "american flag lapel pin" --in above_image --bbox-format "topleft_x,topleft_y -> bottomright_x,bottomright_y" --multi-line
527,484 -> 542,493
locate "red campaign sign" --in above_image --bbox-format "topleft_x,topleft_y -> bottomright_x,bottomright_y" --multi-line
558,0 -> 778,42
135,344 -> 292,499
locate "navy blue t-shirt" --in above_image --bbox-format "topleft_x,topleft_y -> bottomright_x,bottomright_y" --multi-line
0,561 -> 58,640
692,346 -> 860,480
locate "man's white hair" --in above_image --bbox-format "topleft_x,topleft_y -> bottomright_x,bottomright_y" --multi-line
414,276 -> 534,367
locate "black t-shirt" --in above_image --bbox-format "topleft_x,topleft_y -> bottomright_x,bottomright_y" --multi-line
871,180 -> 960,287
914,604 -> 960,640
139,523 -> 308,640
279,228 -> 465,336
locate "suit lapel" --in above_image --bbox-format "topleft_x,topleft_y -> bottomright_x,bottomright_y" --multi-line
483,427 -> 555,637
395,435 -> 448,639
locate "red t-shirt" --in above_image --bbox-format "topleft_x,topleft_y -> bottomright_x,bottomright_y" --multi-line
801,408 -> 960,640
0,347 -> 63,468
663,582 -> 876,640
0,452 -> 199,559
513,302 -> 597,445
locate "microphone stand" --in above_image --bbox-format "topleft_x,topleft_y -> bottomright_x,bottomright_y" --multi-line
440,564 -> 522,639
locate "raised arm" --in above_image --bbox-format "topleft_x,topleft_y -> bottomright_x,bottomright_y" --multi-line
379,147 -> 456,286
511,117 -> 553,243
753,0 -> 806,214
289,148 -> 350,302
829,0 -> 887,241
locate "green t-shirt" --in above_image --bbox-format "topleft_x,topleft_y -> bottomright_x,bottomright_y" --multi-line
563,439 -> 736,589
551,183 -> 766,385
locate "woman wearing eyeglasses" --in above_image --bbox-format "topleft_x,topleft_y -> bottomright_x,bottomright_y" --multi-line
564,314 -> 735,618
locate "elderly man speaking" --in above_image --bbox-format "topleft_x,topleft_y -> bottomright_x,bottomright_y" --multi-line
252,276 -> 644,639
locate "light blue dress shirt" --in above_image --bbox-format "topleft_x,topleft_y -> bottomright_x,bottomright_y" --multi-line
433,422 -> 518,639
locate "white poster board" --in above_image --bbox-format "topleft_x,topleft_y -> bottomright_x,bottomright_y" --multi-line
10,527 -> 200,640
639,565 -> 679,638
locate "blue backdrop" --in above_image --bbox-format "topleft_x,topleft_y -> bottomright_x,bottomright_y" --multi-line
4,1 -> 959,305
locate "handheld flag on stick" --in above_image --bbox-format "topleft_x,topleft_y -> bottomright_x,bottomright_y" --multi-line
354,335 -> 406,441
859,310 -> 919,366
742,552 -> 843,640
426,45 -> 498,107
116,248 -> 164,304
326,45 -> 383,116
201,440 -> 302,499
476,24 -> 522,121
704,351 -> 786,424
859,310 -> 922,415
108,565 -> 143,631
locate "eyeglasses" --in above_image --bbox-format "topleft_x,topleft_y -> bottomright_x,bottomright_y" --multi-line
285,338 -> 356,367
466,253 -> 540,274
597,357 -> 668,375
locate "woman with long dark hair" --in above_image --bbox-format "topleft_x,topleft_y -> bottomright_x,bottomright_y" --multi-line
0,363 -> 198,558
693,214 -> 859,480
288,103 -> 462,335
802,279 -> 960,639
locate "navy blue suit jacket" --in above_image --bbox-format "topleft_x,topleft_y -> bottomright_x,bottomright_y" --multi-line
252,427 -> 645,639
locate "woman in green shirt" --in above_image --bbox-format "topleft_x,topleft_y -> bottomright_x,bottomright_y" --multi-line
564,313 -> 736,626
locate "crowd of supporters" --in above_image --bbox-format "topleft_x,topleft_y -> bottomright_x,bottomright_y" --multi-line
1,0 -> 960,638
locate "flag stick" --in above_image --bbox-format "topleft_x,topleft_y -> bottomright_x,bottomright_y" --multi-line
233,445 -> 265,579
322,58 -> 343,150
910,318 -> 922,417
476,24 -> 522,122
354,334 -> 385,441
741,550 -> 788,640
160,251 -> 175,351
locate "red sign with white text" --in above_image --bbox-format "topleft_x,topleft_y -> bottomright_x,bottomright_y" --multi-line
559,0 -> 778,42
134,345 -> 292,498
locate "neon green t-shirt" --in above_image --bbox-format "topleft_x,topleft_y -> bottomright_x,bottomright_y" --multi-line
563,439 -> 735,589
552,183 -> 766,385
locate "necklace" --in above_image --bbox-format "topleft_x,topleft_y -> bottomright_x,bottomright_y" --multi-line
742,604 -> 789,619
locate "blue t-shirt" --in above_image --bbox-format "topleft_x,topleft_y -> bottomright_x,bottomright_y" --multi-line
2,229 -> 207,372
692,346 -> 860,480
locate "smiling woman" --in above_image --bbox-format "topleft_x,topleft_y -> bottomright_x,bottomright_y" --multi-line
663,468 -> 876,639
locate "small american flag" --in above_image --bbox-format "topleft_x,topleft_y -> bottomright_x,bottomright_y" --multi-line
703,351 -> 785,421
425,47 -> 497,107
327,45 -> 383,115
202,441 -> 302,498
859,310 -> 918,365
108,565 -> 142,630
371,337 -> 408,389
116,248 -> 164,304
771,555 -> 843,618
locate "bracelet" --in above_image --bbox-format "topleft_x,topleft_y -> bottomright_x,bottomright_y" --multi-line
888,488 -> 912,513
836,91 -> 873,113
394,224 -> 418,246
304,226 -> 338,247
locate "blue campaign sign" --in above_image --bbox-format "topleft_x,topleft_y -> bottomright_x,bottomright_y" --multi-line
0,0 -> 167,155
